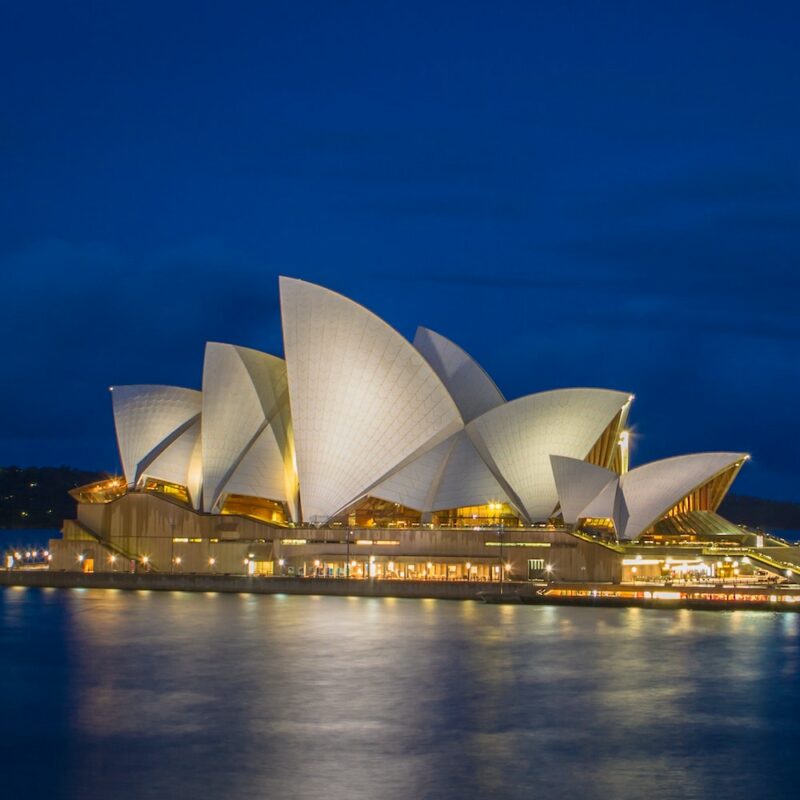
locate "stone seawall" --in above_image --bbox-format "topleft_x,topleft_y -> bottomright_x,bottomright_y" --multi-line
0,570 -> 536,600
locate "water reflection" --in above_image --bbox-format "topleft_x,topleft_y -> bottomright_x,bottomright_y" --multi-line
2,589 -> 800,800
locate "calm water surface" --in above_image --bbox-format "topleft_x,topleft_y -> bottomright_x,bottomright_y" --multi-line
2,587 -> 799,800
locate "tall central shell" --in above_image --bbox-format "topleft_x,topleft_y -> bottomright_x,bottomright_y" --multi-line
280,277 -> 463,523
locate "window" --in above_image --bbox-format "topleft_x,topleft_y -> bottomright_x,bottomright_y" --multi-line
528,559 -> 545,580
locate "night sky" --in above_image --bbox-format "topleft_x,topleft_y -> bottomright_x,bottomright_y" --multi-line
2,1 -> 799,500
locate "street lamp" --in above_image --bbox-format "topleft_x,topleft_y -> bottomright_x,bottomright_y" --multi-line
278,558 -> 285,576
498,518 -> 505,594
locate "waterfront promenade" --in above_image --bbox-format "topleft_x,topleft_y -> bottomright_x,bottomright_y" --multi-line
4,570 -> 800,610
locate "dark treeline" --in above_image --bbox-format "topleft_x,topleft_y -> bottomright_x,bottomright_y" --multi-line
718,495 -> 800,533
0,466 -> 104,528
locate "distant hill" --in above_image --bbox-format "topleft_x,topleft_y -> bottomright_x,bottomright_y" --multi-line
0,466 -> 105,529
718,494 -> 800,533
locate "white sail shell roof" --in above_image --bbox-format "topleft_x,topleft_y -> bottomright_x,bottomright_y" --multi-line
369,435 -> 456,511
280,277 -> 463,523
201,343 -> 295,514
579,476 -> 628,533
141,417 -> 203,508
466,388 -> 631,522
220,424 -> 292,508
369,430 -> 513,513
413,327 -> 504,423
111,385 -> 201,485
431,431 -> 513,512
617,452 -> 747,540
550,455 -> 616,525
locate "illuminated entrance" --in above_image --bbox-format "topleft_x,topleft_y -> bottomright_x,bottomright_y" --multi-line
295,558 -> 503,580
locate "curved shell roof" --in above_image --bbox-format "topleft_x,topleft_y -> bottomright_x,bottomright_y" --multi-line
431,431 -> 513,513
466,388 -> 631,522
280,277 -> 463,523
108,278 -> 748,535
201,342 -> 294,513
550,455 -> 616,525
370,430 -> 513,514
369,435 -> 457,512
220,423 -> 292,509
141,418 -> 203,508
413,327 -> 504,423
111,385 -> 202,485
618,452 -> 747,540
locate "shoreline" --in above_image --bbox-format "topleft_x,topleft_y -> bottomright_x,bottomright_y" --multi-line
3,570 -> 800,611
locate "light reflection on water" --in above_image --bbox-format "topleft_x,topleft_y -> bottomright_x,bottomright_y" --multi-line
2,588 -> 800,800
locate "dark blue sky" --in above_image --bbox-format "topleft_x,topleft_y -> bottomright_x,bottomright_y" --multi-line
2,1 -> 799,500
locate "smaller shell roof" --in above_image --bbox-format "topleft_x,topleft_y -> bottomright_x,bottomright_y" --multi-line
467,387 -> 632,522
550,455 -> 616,525
110,385 -> 201,485
617,451 -> 748,540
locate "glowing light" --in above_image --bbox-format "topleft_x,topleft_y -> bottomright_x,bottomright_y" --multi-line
278,558 -> 285,567
209,557 -> 216,566
141,556 -> 149,564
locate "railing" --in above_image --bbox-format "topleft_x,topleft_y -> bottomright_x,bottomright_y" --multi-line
67,520 -> 153,571
567,528 -> 625,553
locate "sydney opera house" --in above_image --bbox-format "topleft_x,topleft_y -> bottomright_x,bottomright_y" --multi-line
49,277 -> 798,584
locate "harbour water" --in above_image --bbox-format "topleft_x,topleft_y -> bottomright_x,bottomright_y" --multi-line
2,586 -> 800,799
